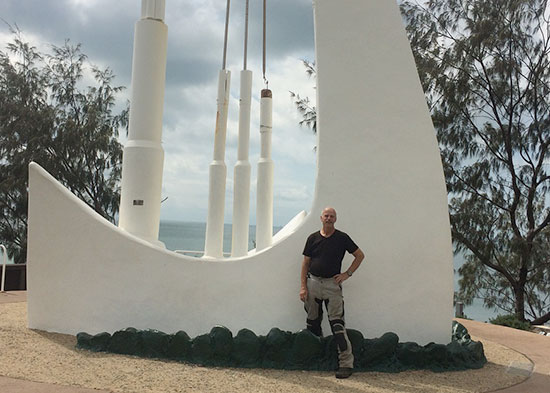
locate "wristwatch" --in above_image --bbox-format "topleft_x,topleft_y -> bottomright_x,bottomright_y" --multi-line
346,270 -> 353,277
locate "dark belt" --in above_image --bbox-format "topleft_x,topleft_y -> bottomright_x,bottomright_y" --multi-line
308,273 -> 334,281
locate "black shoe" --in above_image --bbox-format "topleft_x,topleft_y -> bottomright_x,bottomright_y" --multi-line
335,367 -> 353,379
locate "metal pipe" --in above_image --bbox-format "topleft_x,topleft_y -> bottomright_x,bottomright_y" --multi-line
1,245 -> 7,292
255,89 -> 274,251
222,0 -> 231,70
205,0 -> 234,258
231,70 -> 253,257
262,0 -> 268,87
204,70 -> 231,258
243,0 -> 249,70
231,0 -> 253,257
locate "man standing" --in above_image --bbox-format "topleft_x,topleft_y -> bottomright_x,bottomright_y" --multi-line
300,207 -> 365,379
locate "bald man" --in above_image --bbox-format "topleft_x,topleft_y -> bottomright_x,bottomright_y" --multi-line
300,207 -> 365,379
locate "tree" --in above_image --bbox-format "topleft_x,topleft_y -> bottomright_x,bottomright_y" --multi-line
401,0 -> 550,324
289,60 -> 317,134
0,28 -> 127,264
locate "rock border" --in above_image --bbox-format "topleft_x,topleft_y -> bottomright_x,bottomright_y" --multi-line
76,321 -> 486,372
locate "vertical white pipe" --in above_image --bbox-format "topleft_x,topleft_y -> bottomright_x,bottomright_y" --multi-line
204,70 -> 231,258
118,0 -> 168,247
231,70 -> 253,257
255,89 -> 274,251
0,245 -> 6,292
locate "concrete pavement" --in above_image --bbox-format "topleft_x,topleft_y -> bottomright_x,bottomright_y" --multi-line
0,376 -> 110,393
0,290 -> 26,303
458,318 -> 550,393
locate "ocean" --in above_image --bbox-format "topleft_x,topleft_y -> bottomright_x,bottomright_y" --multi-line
158,221 -> 282,256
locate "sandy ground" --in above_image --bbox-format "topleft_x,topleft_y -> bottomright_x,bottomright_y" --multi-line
0,302 -> 531,393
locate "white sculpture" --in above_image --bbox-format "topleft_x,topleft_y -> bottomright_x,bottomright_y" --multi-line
231,0 -> 253,258
231,68 -> 253,257
27,0 -> 454,345
118,0 -> 168,247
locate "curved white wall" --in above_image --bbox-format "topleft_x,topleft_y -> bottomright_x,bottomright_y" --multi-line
26,0 -> 454,345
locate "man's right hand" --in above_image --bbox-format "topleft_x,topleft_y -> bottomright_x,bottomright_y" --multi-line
299,287 -> 308,302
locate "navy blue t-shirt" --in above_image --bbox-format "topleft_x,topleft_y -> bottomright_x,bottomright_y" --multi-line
302,229 -> 359,278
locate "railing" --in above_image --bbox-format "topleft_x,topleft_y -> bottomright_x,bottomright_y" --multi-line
1,245 -> 7,292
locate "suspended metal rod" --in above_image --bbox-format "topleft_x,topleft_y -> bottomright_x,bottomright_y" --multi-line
243,0 -> 249,70
222,0 -> 231,70
231,0 -> 253,257
205,0 -> 233,258
262,0 -> 268,88
256,88 -> 274,251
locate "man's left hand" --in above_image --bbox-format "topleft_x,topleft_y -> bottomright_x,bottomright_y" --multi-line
334,272 -> 350,284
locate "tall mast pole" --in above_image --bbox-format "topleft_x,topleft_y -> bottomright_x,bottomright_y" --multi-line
204,0 -> 232,258
118,0 -> 168,247
231,0 -> 253,257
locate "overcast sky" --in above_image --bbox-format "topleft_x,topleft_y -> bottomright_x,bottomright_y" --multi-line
0,0 -> 318,226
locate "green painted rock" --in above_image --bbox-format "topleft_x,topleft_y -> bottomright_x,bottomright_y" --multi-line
346,329 -> 364,364
319,335 -> 339,370
74,323 -> 487,372
262,327 -> 293,368
140,329 -> 170,358
76,332 -> 112,352
209,326 -> 233,365
191,334 -> 213,364
166,330 -> 192,360
465,340 -> 486,364
446,341 -> 469,365
232,328 -> 261,367
361,332 -> 399,367
288,329 -> 322,370
424,342 -> 449,370
90,332 -> 112,352
446,340 -> 486,369
109,328 -> 141,355
397,342 -> 428,367
76,332 -> 93,350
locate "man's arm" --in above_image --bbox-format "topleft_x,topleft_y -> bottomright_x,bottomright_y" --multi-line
334,248 -> 365,284
299,256 -> 311,302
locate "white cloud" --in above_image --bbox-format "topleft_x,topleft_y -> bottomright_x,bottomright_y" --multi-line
1,0 -> 318,226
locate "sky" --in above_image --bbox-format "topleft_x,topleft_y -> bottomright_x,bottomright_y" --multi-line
0,0 -> 319,226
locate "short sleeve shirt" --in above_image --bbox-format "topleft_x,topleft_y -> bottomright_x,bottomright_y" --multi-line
302,229 -> 359,278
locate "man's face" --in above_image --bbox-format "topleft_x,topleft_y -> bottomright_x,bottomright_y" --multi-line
320,208 -> 337,226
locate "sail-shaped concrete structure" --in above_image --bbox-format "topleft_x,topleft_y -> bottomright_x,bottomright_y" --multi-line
27,0 -> 454,345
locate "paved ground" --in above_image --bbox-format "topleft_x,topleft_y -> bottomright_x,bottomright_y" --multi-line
0,376 -> 110,393
1,291 -> 549,393
458,318 -> 550,393
0,291 -> 26,304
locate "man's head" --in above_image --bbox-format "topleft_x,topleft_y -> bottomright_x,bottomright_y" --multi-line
320,207 -> 337,227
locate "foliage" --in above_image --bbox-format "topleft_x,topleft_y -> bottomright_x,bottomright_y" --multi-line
0,28 -> 127,263
401,0 -> 550,324
489,314 -> 533,331
289,60 -> 317,133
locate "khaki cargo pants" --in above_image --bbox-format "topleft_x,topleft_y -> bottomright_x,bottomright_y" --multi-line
305,274 -> 354,368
